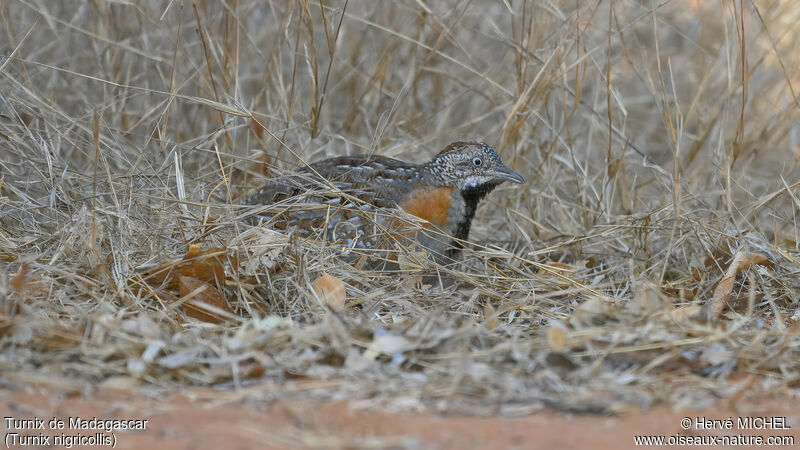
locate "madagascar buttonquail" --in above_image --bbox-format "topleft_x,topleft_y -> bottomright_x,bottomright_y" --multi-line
247,141 -> 524,266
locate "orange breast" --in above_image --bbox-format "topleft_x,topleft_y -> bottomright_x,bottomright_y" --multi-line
400,186 -> 454,227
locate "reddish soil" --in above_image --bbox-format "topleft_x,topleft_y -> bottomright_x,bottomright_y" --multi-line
1,388 -> 798,449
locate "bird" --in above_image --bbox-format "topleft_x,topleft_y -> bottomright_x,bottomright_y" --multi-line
246,141 -> 524,267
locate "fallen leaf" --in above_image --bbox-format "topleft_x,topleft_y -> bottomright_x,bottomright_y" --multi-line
147,245 -> 237,288
710,252 -> 772,318
178,276 -> 232,323
179,245 -> 229,284
312,273 -> 346,312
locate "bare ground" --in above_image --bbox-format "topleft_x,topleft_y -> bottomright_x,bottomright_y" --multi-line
2,388 -> 799,450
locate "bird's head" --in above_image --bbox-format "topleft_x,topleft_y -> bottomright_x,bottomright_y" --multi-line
424,141 -> 524,191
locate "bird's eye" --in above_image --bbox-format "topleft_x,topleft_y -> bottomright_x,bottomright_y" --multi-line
472,157 -> 482,167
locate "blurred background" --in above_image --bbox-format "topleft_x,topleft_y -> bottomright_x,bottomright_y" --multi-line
3,1 -> 800,238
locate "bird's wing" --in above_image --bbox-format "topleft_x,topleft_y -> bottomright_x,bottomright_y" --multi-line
249,155 -> 422,207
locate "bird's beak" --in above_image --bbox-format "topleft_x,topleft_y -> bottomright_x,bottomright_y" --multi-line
489,166 -> 525,184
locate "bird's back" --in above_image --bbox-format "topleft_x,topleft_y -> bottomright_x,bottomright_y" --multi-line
246,154 -> 444,267
248,154 -> 425,208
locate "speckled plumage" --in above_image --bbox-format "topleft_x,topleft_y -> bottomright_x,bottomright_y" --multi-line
247,141 -> 524,265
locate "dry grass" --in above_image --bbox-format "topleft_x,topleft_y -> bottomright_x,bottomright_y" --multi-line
1,0 -> 799,415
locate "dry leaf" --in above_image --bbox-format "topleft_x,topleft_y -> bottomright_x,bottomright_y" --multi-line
178,275 -> 232,323
312,273 -> 346,312
484,302 -> 499,331
179,245 -> 229,284
710,252 -> 772,318
147,245 -> 237,288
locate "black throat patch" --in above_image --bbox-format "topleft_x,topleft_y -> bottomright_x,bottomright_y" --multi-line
453,183 -> 499,243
